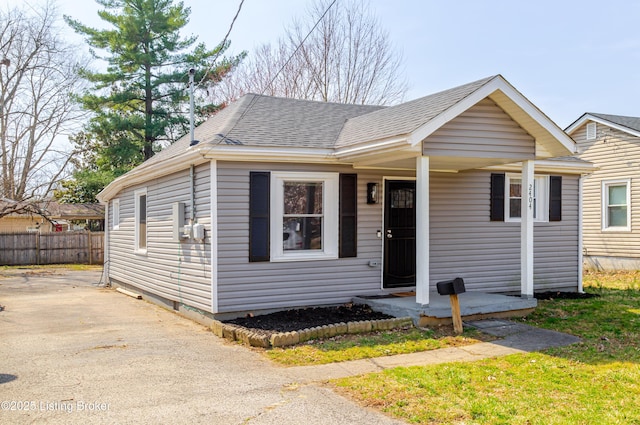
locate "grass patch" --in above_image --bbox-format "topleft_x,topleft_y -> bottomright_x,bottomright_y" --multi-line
266,327 -> 493,366
335,353 -> 640,424
333,271 -> 640,424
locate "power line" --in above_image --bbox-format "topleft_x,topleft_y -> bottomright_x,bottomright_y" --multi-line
196,0 -> 245,87
258,0 -> 337,96
215,0 -> 339,145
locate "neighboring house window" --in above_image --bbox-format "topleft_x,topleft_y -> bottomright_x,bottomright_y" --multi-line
602,180 -> 631,231
505,174 -> 549,222
586,122 -> 596,140
112,199 -> 120,230
135,189 -> 147,252
270,172 -> 339,261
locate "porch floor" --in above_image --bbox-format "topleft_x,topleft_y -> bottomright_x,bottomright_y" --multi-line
353,291 -> 537,327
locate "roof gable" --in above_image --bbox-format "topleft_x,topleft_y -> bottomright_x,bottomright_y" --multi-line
566,112 -> 640,138
335,76 -> 495,148
335,75 -> 575,158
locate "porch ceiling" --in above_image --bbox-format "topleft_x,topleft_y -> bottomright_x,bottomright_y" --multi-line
351,150 -> 534,172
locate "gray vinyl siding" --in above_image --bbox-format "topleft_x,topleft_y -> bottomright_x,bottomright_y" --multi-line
107,163 -> 212,311
429,171 -> 579,293
217,161 -> 402,313
216,163 -> 579,313
423,98 -> 535,160
574,123 -> 640,258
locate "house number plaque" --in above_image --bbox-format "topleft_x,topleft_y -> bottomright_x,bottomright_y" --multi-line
528,183 -> 533,210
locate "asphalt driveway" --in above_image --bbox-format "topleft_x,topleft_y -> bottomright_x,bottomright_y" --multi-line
0,268 -> 403,425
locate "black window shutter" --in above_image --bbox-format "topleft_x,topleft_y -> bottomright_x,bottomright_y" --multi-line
490,173 -> 505,221
549,176 -> 562,222
339,173 -> 357,258
249,172 -> 270,262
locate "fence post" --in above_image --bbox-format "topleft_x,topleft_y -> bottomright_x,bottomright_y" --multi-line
88,230 -> 93,265
35,232 -> 40,265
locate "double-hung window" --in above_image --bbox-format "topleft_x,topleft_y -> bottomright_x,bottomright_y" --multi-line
602,180 -> 631,231
505,174 -> 549,222
270,172 -> 338,261
135,188 -> 147,253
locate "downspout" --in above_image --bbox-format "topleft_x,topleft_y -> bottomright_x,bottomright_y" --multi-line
190,164 -> 196,225
578,175 -> 584,293
188,68 -> 196,226
103,201 -> 110,286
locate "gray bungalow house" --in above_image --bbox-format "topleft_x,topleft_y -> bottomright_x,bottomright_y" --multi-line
98,75 -> 591,322
566,113 -> 640,270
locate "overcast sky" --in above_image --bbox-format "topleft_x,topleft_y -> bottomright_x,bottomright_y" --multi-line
11,0 -> 640,128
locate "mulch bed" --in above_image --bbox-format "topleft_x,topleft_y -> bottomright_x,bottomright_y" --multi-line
534,291 -> 600,300
224,304 -> 393,333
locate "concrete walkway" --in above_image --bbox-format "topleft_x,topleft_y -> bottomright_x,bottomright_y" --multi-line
285,319 -> 580,383
0,269 -> 580,425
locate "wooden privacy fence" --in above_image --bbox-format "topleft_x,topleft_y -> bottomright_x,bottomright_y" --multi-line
0,231 -> 104,266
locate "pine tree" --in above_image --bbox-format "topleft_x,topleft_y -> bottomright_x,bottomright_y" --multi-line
59,0 -> 244,202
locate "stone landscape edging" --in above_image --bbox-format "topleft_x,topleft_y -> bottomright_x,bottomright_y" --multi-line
210,317 -> 414,348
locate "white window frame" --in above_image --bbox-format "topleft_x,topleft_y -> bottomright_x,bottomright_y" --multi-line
134,188 -> 147,254
112,198 -> 120,230
505,174 -> 550,223
270,172 -> 339,262
602,179 -> 631,232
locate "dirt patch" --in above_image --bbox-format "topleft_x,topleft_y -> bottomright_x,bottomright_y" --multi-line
224,304 -> 393,333
0,267 -> 64,278
535,291 -> 600,300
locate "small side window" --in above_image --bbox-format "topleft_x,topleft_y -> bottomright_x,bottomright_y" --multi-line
112,199 -> 120,230
135,189 -> 147,253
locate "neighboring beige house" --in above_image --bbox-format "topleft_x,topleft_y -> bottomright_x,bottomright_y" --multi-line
0,201 -> 104,233
566,113 -> 640,270
97,75 -> 592,321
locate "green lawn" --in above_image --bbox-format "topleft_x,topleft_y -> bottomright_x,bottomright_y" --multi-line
332,271 -> 640,424
266,327 -> 493,366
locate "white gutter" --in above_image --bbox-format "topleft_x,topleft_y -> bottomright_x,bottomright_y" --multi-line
334,136 -> 409,158
97,149 -> 206,202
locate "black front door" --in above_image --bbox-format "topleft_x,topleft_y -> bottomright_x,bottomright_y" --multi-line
383,180 -> 416,288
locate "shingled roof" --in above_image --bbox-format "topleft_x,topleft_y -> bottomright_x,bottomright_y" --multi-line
137,94 -> 383,171
585,113 -> 640,133
335,76 -> 496,148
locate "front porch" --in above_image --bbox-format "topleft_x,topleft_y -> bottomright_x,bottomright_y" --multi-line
353,292 -> 537,327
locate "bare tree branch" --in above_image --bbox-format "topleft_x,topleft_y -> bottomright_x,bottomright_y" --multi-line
0,1 -> 88,217
211,0 -> 407,106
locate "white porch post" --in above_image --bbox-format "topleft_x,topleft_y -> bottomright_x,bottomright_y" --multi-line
521,160 -> 534,298
416,156 -> 430,305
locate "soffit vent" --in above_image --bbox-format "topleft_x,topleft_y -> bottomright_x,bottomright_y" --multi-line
586,122 -> 596,140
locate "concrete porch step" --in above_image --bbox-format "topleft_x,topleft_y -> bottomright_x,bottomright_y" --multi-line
354,291 -> 537,327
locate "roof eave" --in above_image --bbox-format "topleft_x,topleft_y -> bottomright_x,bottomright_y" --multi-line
565,113 -> 640,138
201,144 -> 338,163
96,148 -> 206,202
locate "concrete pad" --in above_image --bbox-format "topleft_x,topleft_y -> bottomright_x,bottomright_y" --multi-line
354,291 -> 537,325
465,319 -> 534,337
0,269 -> 403,425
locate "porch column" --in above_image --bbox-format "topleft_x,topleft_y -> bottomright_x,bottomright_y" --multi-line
521,160 -> 534,298
416,156 -> 430,305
